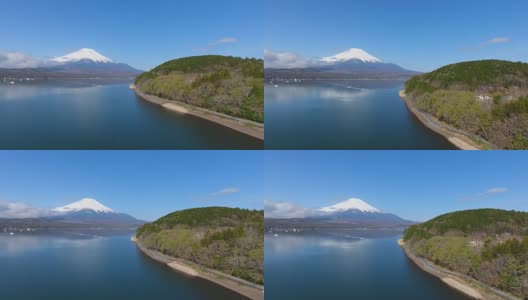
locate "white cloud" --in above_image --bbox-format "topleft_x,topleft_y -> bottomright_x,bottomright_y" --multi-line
264,49 -> 329,69
0,51 -> 43,68
463,37 -> 511,52
264,198 -> 385,219
483,37 -> 510,45
0,201 -> 52,219
210,187 -> 240,197
211,37 -> 238,45
264,200 -> 306,218
463,187 -> 509,201
195,37 -> 238,53
264,199 -> 355,219
486,187 -> 508,194
264,49 -> 311,69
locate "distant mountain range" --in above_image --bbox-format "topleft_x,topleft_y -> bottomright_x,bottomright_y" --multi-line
0,48 -> 142,79
265,198 -> 415,230
265,48 -> 418,80
0,198 -> 145,229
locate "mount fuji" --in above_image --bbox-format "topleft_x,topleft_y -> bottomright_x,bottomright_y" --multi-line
44,48 -> 142,76
265,198 -> 415,230
0,198 -> 145,229
316,48 -> 414,74
310,198 -> 414,226
0,48 -> 142,79
47,198 -> 145,226
51,48 -> 114,64
265,48 -> 418,80
321,48 -> 383,64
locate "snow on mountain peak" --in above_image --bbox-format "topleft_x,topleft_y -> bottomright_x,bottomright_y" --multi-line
319,198 -> 381,213
53,198 -> 114,213
51,48 -> 113,64
321,48 -> 382,64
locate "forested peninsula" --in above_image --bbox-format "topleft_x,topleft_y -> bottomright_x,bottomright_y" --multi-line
134,207 -> 264,290
135,55 -> 264,123
402,209 -> 528,299
403,60 -> 528,149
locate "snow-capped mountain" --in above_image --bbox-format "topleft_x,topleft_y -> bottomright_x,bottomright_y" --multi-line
53,198 -> 114,213
315,48 -> 416,75
42,48 -> 142,77
51,48 -> 113,64
319,198 -> 381,213
264,48 -> 418,80
309,198 -> 415,227
321,48 -> 382,64
264,198 -> 415,230
49,198 -> 144,227
0,48 -> 142,78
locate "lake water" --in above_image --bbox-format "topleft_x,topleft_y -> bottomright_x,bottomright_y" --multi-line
265,81 -> 456,149
0,81 -> 262,149
0,231 -> 246,300
265,231 -> 469,300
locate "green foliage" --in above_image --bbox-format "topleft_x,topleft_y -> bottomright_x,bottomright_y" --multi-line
413,236 -> 478,274
406,209 -> 528,237
201,226 -> 245,247
403,226 -> 433,241
404,209 -> 528,298
135,55 -> 264,123
405,76 -> 436,94
136,222 -> 160,237
138,206 -> 263,232
406,60 -> 528,93
481,237 -> 528,261
492,96 -> 528,120
404,60 -> 528,149
136,207 -> 264,284
145,55 -> 261,76
416,90 -> 481,132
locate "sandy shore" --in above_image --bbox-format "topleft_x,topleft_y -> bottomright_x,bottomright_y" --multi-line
130,85 -> 264,141
399,90 -> 496,150
131,236 -> 264,300
398,239 -> 519,300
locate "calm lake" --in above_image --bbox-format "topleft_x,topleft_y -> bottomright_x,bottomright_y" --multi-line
0,80 -> 262,149
265,231 -> 469,300
265,81 -> 455,149
0,231 -> 246,300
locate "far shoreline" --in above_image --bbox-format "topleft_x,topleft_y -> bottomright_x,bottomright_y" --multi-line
131,236 -> 264,300
130,85 -> 264,141
399,90 -> 495,150
398,239 -> 519,300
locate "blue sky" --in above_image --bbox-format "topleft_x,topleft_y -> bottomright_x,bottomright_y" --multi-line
0,0 -> 263,70
0,151 -> 263,221
265,0 -> 528,71
264,151 -> 528,221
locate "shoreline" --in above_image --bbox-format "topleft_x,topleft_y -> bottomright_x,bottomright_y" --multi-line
399,90 -> 494,150
130,85 -> 264,141
398,239 -> 520,300
131,236 -> 264,300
